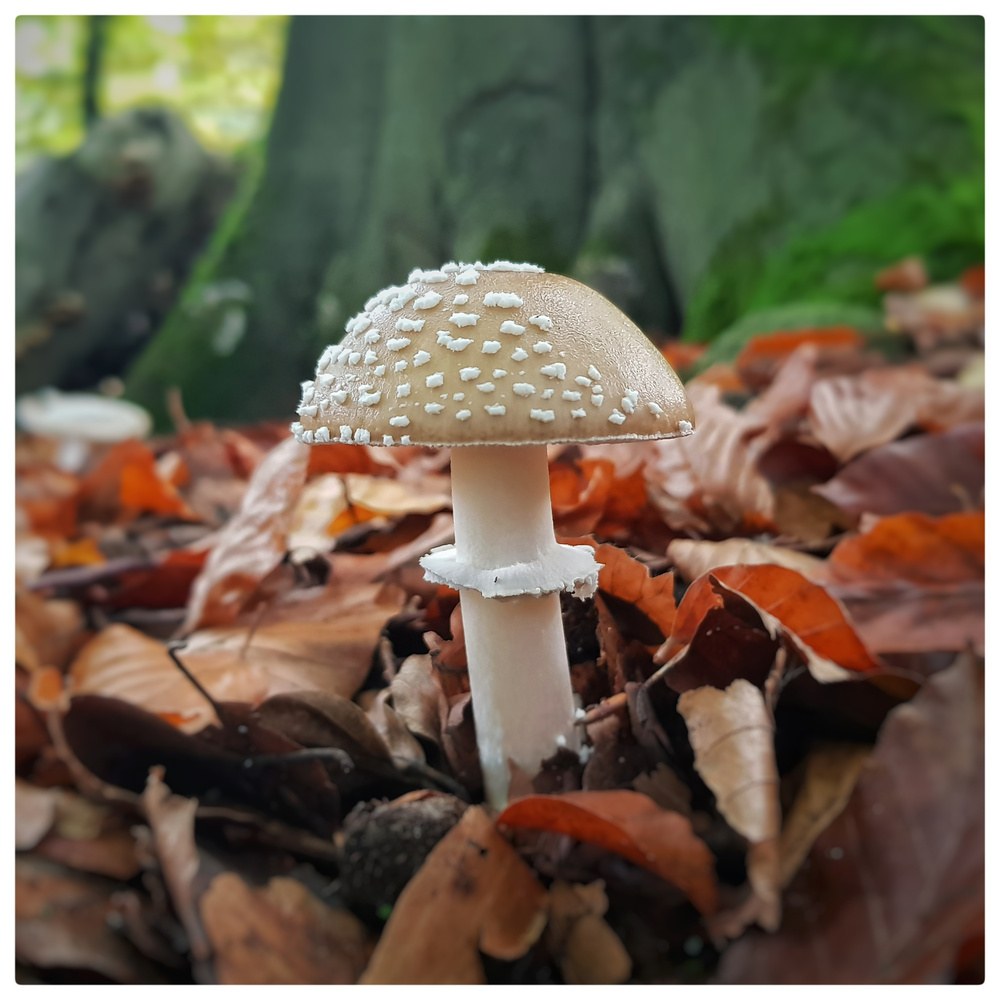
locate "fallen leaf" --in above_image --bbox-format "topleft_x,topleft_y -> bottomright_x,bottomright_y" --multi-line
360,805 -> 549,984
68,623 -> 258,733
183,437 -> 310,631
735,326 -> 867,389
779,743 -> 870,888
814,422 -> 984,518
70,587 -> 399,733
645,383 -> 776,534
497,790 -> 717,915
745,342 -> 821,427
807,368 -> 983,462
828,510 -> 983,586
16,779 -> 58,850
660,566 -> 879,679
667,537 -> 827,585
678,680 -> 781,933
568,539 -> 676,640
16,855 -> 159,983
200,872 -> 370,984
15,587 -> 84,672
142,768 -> 210,962
550,459 -> 616,536
547,880 -> 632,985
717,652 -> 984,984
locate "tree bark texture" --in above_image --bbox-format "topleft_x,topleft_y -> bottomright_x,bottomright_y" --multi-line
122,15 -> 982,426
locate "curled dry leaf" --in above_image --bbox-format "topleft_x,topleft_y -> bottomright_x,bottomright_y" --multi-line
807,367 -> 984,463
678,679 -> 781,933
183,437 -> 310,632
200,872 -> 370,984
142,768 -> 210,962
645,382 -> 776,535
660,566 -> 879,683
813,422 -> 984,518
547,880 -> 632,985
497,790 -> 718,915
667,537 -> 827,586
779,743 -> 871,888
568,540 -> 676,640
360,805 -> 549,984
717,652 -> 984,984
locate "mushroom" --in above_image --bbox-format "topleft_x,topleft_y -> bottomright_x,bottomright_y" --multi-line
16,388 -> 153,473
293,261 -> 694,807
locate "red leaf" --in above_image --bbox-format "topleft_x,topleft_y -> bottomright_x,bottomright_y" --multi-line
497,790 -> 718,915
663,565 -> 879,675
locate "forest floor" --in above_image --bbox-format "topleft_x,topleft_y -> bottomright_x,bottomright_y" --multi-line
15,261 -> 984,985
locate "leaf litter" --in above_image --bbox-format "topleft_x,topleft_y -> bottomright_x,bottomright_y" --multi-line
14,258 -> 983,984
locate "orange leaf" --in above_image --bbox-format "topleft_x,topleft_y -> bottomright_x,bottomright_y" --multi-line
661,341 -> 707,372
361,806 -> 548,984
120,449 -> 196,518
828,511 -> 984,586
664,565 -> 878,674
550,459 -> 615,536
50,537 -> 105,569
595,463 -> 649,536
306,442 -> 378,477
736,327 -> 865,370
566,540 -> 675,640
497,790 -> 717,915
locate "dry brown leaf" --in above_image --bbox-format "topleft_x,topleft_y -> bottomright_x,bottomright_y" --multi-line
814,422 -> 984,518
69,587 -> 399,733
717,652 -> 984,984
667,537 -> 827,585
779,743 -> 870,888
678,680 -> 781,932
142,768 -> 210,962
200,872 -> 370,984
745,342 -> 821,427
547,880 -> 632,985
360,805 -> 549,984
183,437 -> 310,632
388,653 -> 447,745
68,623 -> 255,733
16,778 -> 58,850
286,473 -> 349,553
366,689 -> 427,764
16,855 -> 158,983
646,382 -> 776,534
15,588 -> 84,673
807,370 -> 924,462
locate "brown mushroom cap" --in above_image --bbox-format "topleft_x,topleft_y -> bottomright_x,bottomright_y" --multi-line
292,262 -> 695,447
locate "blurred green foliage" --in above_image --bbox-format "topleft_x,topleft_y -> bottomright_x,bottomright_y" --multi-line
15,14 -> 287,173
682,15 -> 984,342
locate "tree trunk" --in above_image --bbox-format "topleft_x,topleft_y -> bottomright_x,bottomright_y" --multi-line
123,15 -> 983,426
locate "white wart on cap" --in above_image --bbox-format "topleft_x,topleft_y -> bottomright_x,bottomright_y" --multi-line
292,261 -> 695,447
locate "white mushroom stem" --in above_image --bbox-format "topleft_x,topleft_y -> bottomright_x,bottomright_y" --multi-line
446,444 -> 582,807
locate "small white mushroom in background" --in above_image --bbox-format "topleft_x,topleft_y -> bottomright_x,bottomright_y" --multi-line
291,261 -> 694,807
16,388 -> 153,473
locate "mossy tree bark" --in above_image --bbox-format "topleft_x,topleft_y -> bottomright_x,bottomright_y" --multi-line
124,15 -> 983,427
